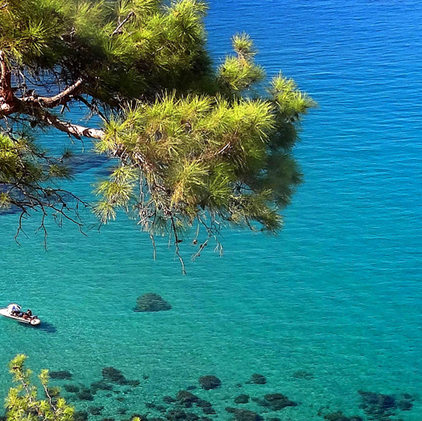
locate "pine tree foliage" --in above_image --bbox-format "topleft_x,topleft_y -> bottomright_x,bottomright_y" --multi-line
4,354 -> 74,421
0,0 -> 315,263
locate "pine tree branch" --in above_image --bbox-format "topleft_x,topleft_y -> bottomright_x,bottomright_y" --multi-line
39,110 -> 105,139
23,78 -> 84,108
0,51 -> 11,96
0,50 -> 19,114
0,50 -> 104,140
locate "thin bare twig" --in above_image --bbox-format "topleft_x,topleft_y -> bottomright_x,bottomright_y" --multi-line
40,381 -> 57,413
170,216 -> 186,275
149,233 -> 156,260
76,95 -> 109,123
113,11 -> 135,35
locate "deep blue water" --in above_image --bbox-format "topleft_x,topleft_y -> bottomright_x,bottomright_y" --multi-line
0,1 -> 421,420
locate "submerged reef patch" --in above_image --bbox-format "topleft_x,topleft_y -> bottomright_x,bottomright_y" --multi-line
247,374 -> 267,385
226,407 -> 264,421
63,384 -> 79,393
77,388 -> 94,401
253,393 -> 298,411
49,370 -> 73,380
198,375 -> 221,390
27,362 -> 417,421
358,390 -> 414,420
324,411 -> 363,421
234,394 -> 250,404
135,293 -> 172,312
101,366 -> 140,386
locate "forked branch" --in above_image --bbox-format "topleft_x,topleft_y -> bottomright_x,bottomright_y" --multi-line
39,110 -> 105,139
22,78 -> 84,108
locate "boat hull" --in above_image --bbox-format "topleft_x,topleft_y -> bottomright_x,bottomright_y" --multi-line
0,308 -> 41,326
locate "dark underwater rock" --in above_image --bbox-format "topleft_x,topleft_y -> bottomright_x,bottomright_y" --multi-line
101,367 -> 139,386
255,393 -> 298,411
102,367 -> 126,383
225,408 -> 263,421
292,370 -> 314,380
358,390 -> 414,420
234,394 -> 250,404
359,390 -> 396,419
196,399 -> 212,409
74,411 -> 89,421
199,375 -> 221,390
63,384 -> 79,393
88,406 -> 104,416
202,406 -> 216,415
126,379 -> 141,387
359,390 -> 395,409
187,386 -> 197,391
324,412 -> 363,421
147,403 -> 165,412
398,400 -> 413,411
197,399 -> 215,414
397,393 -> 414,411
163,395 -> 176,404
50,370 -> 73,380
185,413 -> 199,421
136,293 -> 172,312
176,390 -> 200,407
100,418 -> 115,421
91,380 -> 113,393
247,374 -> 267,385
77,388 -> 94,401
166,409 -> 187,421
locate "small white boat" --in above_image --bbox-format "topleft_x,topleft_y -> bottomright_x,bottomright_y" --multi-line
0,303 -> 41,326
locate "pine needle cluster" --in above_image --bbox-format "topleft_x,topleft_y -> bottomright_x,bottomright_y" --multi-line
0,0 -> 315,263
5,355 -> 74,421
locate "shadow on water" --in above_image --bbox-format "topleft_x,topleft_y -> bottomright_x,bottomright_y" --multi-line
21,321 -> 57,334
68,152 -> 110,176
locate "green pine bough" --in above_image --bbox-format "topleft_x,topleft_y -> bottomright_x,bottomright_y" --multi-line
4,355 -> 76,421
0,0 -> 315,268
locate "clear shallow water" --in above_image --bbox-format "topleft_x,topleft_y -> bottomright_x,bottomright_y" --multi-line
1,1 -> 422,420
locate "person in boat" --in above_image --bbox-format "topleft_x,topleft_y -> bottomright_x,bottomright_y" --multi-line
11,309 -> 23,317
21,309 -> 32,320
11,305 -> 20,316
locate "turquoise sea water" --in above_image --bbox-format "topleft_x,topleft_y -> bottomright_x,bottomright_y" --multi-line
1,1 -> 422,420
